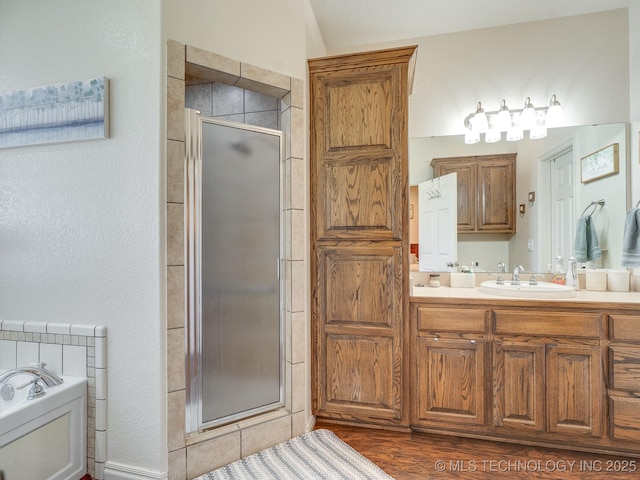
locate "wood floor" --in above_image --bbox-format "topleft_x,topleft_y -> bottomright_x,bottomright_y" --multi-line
316,421 -> 639,479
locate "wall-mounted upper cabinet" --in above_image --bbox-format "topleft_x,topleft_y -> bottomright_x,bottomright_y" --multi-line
431,154 -> 516,234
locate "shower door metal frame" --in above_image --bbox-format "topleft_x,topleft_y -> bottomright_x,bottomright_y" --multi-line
184,108 -> 286,433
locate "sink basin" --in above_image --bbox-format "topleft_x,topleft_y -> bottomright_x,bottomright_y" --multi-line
479,280 -> 577,299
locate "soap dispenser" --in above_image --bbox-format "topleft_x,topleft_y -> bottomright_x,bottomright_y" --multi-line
566,256 -> 578,289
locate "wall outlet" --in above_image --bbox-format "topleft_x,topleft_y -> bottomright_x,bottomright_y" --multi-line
528,239 -> 534,251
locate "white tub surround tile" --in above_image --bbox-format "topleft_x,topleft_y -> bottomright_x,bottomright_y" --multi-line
95,336 -> 107,369
95,398 -> 107,430
2,320 -> 24,332
0,320 -> 108,480
95,430 -> 107,463
47,322 -> 71,335
39,342 -> 63,374
95,367 -> 107,399
25,321 -> 48,333
17,341 -> 39,367
0,340 -> 17,369
71,324 -> 96,336
63,345 -> 88,376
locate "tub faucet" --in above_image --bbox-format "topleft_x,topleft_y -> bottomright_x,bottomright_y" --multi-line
511,264 -> 524,285
0,363 -> 63,388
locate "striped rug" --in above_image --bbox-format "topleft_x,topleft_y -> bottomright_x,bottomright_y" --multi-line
196,429 -> 393,480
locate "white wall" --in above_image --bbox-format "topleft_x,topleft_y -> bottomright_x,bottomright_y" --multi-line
163,0 -> 307,79
0,0 -> 165,475
328,9 -> 630,139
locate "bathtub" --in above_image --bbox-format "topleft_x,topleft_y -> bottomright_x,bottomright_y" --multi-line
0,373 -> 87,480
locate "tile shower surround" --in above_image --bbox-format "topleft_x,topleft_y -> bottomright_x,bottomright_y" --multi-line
166,40 -> 308,479
0,319 -> 107,480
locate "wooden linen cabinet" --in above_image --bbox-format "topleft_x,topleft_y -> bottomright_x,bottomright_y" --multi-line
309,46 -> 417,427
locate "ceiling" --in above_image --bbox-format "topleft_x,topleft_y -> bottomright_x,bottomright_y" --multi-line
308,0 -> 634,51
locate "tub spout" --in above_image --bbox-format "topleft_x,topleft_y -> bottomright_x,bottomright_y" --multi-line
0,364 -> 64,388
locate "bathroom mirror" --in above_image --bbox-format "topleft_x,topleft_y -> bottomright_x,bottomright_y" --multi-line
409,122 -> 629,273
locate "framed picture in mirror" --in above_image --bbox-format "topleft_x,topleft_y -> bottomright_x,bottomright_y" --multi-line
580,143 -> 619,183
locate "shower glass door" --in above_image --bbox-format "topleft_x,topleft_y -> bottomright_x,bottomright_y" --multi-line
185,109 -> 284,431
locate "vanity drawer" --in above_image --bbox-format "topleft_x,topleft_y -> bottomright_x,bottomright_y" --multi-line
493,311 -> 601,338
417,307 -> 487,334
609,396 -> 640,442
609,347 -> 640,391
610,315 -> 640,343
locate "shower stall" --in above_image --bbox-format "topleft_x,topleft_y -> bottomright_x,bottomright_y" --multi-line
184,109 -> 285,432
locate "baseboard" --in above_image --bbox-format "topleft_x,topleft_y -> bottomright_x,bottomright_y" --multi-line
104,462 -> 167,480
306,414 -> 317,432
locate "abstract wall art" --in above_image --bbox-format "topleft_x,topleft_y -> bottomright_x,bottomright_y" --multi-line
0,77 -> 109,149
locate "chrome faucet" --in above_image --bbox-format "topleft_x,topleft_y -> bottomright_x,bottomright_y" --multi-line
0,363 -> 64,388
511,264 -> 524,285
497,262 -> 506,273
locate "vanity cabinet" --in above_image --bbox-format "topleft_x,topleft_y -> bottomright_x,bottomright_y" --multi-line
411,306 -> 489,429
309,46 -> 417,427
409,297 -> 640,457
608,314 -> 640,444
493,310 -> 604,439
431,154 -> 516,234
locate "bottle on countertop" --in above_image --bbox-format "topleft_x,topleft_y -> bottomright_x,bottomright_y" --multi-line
565,256 -> 578,289
551,255 -> 566,285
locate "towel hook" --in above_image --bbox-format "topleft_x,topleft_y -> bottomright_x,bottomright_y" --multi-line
581,199 -> 605,217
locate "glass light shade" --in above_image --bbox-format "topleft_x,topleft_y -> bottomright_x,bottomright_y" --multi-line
529,125 -> 547,140
506,127 -> 523,142
472,111 -> 488,133
546,102 -> 565,128
519,97 -> 536,130
485,128 -> 501,143
496,108 -> 512,132
464,130 -> 480,144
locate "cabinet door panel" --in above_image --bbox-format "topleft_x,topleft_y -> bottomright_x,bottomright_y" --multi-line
324,334 -> 397,415
433,162 -> 475,231
320,246 -> 401,327
323,158 -> 395,236
493,342 -> 545,432
414,338 -> 486,426
547,345 -> 603,437
477,160 -> 514,231
325,77 -> 393,150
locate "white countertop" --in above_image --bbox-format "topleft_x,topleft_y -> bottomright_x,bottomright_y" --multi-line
411,285 -> 640,305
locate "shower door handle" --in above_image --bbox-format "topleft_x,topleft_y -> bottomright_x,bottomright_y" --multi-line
277,257 -> 281,279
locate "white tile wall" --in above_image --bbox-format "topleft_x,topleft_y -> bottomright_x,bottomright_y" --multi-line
0,340 -> 16,368
0,320 -> 108,480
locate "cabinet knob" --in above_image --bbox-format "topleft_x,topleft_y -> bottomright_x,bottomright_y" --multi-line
470,339 -> 476,344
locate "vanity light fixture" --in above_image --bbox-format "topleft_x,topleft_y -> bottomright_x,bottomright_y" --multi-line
463,95 -> 564,144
